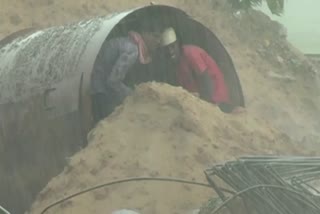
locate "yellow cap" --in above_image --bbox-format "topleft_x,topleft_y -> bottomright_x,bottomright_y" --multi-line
161,27 -> 177,46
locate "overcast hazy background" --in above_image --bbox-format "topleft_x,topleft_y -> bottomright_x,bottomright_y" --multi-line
260,0 -> 320,54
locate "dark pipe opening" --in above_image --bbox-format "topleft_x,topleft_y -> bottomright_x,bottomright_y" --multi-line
91,6 -> 245,122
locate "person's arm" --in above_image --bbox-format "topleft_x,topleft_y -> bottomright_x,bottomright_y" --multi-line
193,71 -> 214,102
107,48 -> 138,100
187,50 -> 215,103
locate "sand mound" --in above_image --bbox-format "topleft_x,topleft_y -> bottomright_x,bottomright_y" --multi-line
28,83 -> 313,214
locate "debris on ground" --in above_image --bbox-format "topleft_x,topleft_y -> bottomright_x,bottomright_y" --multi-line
199,156 -> 320,214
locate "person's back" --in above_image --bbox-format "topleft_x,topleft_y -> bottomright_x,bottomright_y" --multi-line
90,36 -> 139,123
91,37 -> 138,95
89,30 -> 161,122
180,44 -> 230,104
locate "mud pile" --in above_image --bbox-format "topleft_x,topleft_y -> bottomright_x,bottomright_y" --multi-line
28,83 -> 315,214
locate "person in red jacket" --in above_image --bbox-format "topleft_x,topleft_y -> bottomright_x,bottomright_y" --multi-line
161,27 -> 244,114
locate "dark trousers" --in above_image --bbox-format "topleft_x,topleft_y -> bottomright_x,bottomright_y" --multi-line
219,103 -> 236,113
92,92 -> 121,124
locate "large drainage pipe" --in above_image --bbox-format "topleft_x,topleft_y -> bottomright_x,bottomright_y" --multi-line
0,4 -> 244,213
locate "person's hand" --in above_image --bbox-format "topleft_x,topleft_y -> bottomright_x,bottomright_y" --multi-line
191,92 -> 199,97
124,88 -> 133,97
231,106 -> 246,114
118,87 -> 133,100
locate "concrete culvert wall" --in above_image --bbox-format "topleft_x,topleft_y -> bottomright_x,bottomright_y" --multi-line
0,27 -> 37,49
0,5 -> 244,214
